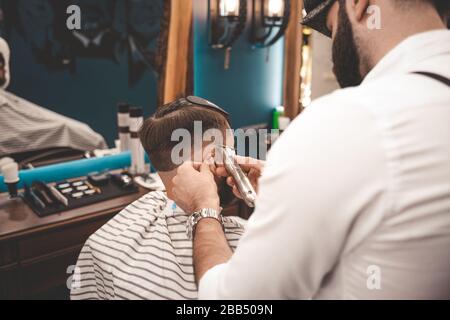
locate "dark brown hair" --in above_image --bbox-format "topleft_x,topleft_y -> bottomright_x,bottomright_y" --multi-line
139,98 -> 231,172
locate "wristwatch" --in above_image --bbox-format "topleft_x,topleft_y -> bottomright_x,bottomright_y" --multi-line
186,208 -> 224,240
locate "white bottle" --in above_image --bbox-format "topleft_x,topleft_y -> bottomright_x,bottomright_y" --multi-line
129,107 -> 146,175
117,103 -> 131,152
2,162 -> 19,198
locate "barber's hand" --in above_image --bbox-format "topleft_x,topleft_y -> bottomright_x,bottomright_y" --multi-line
172,161 -> 221,215
215,156 -> 265,200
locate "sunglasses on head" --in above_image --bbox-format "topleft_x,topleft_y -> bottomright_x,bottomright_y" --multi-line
185,96 -> 230,118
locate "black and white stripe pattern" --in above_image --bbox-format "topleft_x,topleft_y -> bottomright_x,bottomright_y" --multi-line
0,91 -> 107,156
71,191 -> 246,300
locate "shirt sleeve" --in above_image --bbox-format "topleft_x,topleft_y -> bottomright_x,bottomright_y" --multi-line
198,93 -> 389,299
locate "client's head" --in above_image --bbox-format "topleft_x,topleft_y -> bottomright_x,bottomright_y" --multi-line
139,97 -> 235,203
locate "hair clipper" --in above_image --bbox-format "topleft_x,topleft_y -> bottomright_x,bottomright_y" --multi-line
215,146 -> 256,208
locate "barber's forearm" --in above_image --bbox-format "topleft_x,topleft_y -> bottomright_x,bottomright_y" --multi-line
193,218 -> 232,285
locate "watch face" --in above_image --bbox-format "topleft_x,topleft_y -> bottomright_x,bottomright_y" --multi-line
186,220 -> 193,240
186,214 -> 196,240
186,225 -> 192,240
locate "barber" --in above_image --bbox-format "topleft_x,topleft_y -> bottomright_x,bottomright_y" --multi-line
172,0 -> 450,299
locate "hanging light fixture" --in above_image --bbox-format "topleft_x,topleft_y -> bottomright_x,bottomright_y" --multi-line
265,0 -> 285,18
219,0 -> 240,17
208,0 -> 248,69
249,0 -> 290,48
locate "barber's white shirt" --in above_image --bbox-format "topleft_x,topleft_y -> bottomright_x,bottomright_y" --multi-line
199,30 -> 450,300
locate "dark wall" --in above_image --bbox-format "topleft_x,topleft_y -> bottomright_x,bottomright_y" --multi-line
193,0 -> 285,129
4,2 -> 159,147
5,0 -> 285,150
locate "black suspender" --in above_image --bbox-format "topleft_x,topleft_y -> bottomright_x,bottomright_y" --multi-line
412,71 -> 450,87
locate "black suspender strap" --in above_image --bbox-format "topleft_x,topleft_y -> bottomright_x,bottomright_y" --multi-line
412,71 -> 450,87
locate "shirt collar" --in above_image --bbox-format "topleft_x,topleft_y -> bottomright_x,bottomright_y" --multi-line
363,29 -> 450,84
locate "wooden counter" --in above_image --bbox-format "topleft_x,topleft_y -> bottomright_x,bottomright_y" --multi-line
0,188 -> 248,299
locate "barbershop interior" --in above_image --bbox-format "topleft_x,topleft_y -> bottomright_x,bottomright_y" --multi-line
0,0 -> 449,301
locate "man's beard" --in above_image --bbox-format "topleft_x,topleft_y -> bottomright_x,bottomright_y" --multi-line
332,1 -> 363,88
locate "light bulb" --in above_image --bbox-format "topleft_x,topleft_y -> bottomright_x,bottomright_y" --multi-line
220,0 -> 239,17
267,0 -> 284,18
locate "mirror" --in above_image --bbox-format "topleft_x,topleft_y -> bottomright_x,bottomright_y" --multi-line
0,0 -> 192,151
283,1 -> 339,119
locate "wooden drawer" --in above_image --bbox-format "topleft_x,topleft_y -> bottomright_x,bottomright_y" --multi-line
18,216 -> 112,261
0,263 -> 19,299
0,241 -> 17,266
19,246 -> 83,298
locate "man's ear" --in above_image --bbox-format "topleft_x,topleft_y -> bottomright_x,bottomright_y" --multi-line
348,0 -> 370,22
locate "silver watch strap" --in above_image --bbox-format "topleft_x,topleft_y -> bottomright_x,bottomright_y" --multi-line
187,208 -> 224,240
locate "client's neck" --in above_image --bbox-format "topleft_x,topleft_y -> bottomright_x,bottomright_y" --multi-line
158,171 -> 177,201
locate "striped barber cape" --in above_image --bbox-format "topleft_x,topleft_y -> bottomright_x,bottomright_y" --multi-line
0,90 -> 107,156
70,191 -> 247,300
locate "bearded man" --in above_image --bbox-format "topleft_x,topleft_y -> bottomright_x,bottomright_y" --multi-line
170,0 -> 450,299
